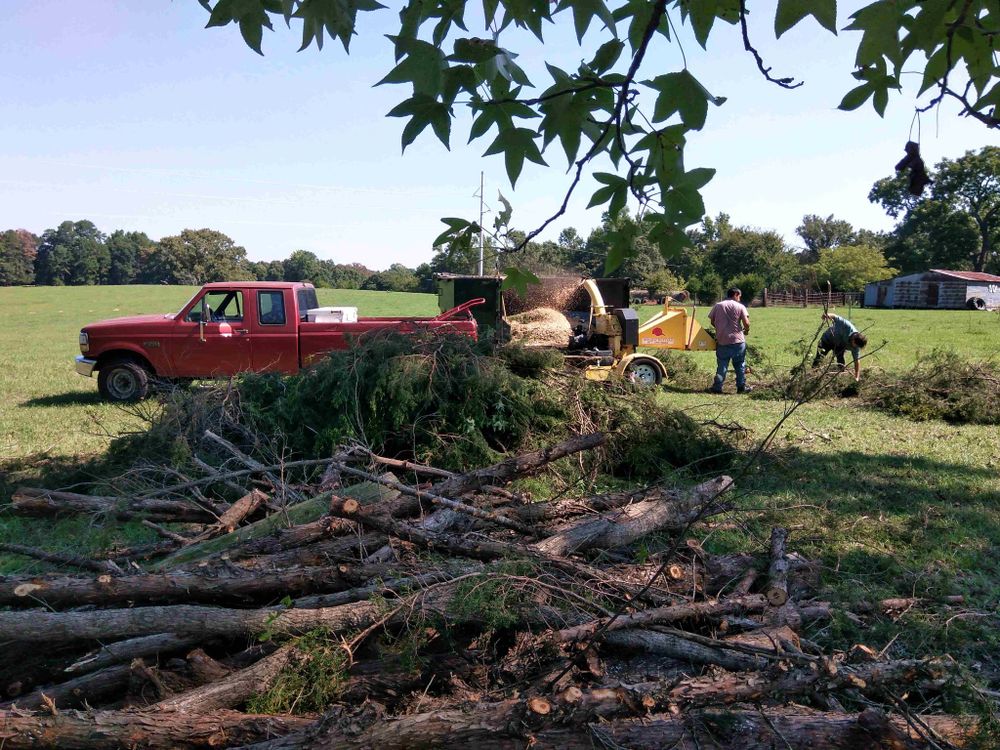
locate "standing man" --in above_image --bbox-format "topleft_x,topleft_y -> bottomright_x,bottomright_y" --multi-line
708,287 -> 751,394
813,313 -> 868,381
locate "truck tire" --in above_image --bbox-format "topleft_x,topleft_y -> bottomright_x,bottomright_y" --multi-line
624,359 -> 663,386
98,359 -> 151,402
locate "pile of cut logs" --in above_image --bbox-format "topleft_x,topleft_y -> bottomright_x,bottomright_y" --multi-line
0,432 -> 977,749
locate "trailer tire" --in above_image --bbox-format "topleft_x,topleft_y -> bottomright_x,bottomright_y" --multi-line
624,359 -> 663,387
98,359 -> 151,403
967,297 -> 987,311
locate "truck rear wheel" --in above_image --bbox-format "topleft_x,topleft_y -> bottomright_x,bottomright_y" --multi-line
624,359 -> 663,386
98,359 -> 150,402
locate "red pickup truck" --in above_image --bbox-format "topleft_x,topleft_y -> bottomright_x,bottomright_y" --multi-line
76,282 -> 481,402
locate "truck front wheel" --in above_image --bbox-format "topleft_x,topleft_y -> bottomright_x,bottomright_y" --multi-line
98,359 -> 151,402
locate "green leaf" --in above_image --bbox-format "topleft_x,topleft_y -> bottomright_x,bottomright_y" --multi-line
449,37 -> 503,64
838,82 -> 874,111
775,0 -> 837,38
588,39 -> 625,73
483,127 -> 547,186
644,70 -> 711,130
538,81 -> 591,164
555,0 -> 616,42
846,1 -> 904,68
387,94 -> 451,150
433,217 -> 475,247
378,38 -> 446,96
501,266 -> 540,296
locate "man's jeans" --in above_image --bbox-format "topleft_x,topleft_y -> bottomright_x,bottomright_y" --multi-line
712,342 -> 746,392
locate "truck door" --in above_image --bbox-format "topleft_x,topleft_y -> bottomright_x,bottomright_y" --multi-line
171,289 -> 252,377
251,288 -> 298,373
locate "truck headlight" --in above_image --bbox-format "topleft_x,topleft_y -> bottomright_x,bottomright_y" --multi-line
79,332 -> 89,353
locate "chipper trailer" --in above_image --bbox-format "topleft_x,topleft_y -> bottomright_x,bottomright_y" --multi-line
436,275 -> 716,386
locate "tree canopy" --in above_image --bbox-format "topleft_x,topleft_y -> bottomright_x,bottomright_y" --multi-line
195,0 -> 999,275
870,146 -> 1000,272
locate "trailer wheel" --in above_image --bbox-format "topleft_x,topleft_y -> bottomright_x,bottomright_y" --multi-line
98,359 -> 151,402
967,297 -> 987,311
624,360 -> 662,386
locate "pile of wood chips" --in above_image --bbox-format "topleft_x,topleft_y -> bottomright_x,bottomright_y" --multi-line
0,431 -> 978,749
506,307 -> 573,347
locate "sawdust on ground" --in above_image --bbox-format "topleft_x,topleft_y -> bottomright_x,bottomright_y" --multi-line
506,307 -> 573,347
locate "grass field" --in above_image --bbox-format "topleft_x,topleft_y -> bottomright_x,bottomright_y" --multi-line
1,285 -> 999,677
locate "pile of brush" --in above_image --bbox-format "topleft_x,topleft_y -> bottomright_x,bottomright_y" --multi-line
0,430 -> 979,749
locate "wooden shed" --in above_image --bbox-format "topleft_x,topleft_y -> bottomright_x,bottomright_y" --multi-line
864,269 -> 1000,311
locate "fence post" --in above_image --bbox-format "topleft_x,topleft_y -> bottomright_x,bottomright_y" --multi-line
762,288 -> 768,307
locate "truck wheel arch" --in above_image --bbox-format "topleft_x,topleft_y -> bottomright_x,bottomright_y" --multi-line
95,352 -> 156,403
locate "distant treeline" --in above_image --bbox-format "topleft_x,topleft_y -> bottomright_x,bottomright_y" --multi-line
1,211 -> 904,302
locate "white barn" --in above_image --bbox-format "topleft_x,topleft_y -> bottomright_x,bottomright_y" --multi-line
864,269 -> 1000,311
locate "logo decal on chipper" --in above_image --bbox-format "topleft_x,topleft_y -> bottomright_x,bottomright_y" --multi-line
640,327 -> 675,346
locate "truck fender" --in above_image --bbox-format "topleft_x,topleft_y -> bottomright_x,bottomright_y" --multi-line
96,348 -> 156,375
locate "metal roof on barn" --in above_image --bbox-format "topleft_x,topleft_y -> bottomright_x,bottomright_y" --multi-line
929,269 -> 1000,283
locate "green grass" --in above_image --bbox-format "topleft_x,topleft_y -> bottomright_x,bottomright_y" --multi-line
2,286 -> 999,686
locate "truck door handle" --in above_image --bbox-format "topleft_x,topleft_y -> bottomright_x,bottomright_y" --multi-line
236,328 -> 249,334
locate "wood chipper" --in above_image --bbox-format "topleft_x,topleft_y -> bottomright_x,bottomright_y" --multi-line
436,274 -> 716,385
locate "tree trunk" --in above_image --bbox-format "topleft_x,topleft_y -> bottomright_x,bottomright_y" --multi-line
601,628 -> 770,671
0,708 -> 313,749
532,476 -> 733,556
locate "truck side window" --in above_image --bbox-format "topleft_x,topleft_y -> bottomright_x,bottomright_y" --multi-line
296,288 -> 318,321
258,291 -> 286,326
186,291 -> 244,323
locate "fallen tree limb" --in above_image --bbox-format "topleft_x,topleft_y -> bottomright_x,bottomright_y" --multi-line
0,564 -> 384,608
239,705 -> 976,750
0,663 -> 132,711
154,645 -> 297,712
65,633 -> 203,675
10,488 -> 217,523
0,543 -> 116,574
531,476 -> 733,556
0,707 -> 313,749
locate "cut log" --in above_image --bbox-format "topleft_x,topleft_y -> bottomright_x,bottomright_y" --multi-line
506,485 -> 680,525
10,488 -> 217,523
0,663 -> 132,710
765,526 -> 790,607
601,629 -> 769,671
531,476 -> 733,556
0,707 -> 313,749
154,644 -> 296,712
64,634 -> 203,675
237,706 -> 976,750
550,595 -> 768,643
215,489 -> 269,532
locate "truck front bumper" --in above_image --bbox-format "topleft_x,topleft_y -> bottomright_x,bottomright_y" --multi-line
75,356 -> 97,378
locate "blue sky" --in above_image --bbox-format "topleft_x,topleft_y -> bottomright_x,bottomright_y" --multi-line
1,1 -> 994,269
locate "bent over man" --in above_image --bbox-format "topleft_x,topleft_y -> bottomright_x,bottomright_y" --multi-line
813,313 -> 868,381
708,287 -> 751,394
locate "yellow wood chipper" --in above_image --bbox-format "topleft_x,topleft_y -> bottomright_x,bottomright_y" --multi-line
437,274 -> 716,386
